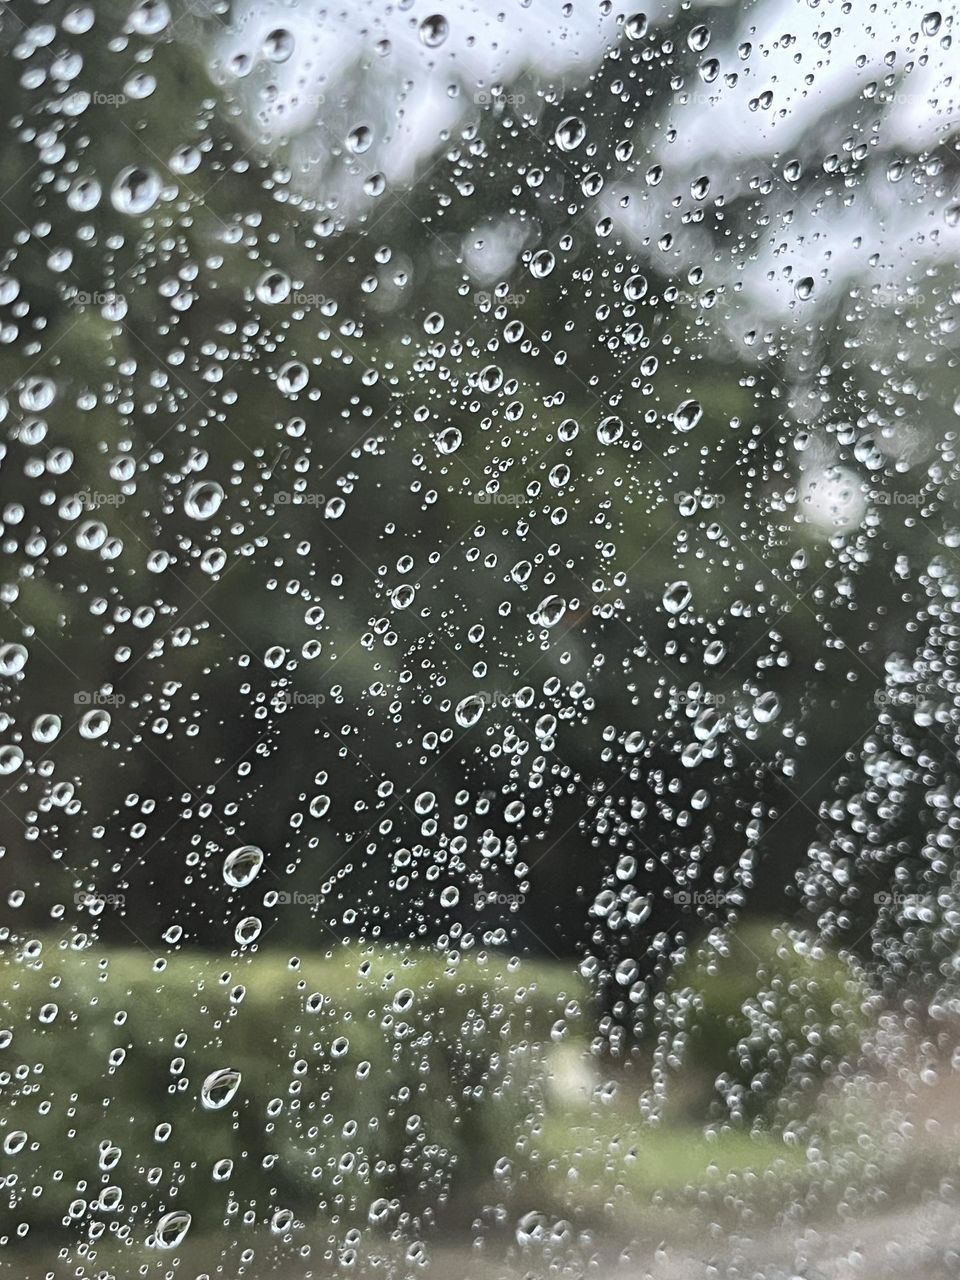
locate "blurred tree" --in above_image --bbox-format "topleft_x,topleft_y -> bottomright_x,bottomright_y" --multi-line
0,0 -> 954,1034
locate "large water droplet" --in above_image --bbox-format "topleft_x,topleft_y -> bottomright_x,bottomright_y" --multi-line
200,1067 -> 242,1111
79,709 -> 111,740
673,399 -> 703,432
111,165 -> 162,216
223,844 -> 264,888
455,694 -> 486,727
263,28 -> 295,62
532,595 -> 567,627
418,14 -> 449,47
555,116 -> 586,152
663,581 -> 692,614
256,270 -> 291,305
184,481 -> 224,521
346,125 -> 373,155
153,1210 -> 192,1249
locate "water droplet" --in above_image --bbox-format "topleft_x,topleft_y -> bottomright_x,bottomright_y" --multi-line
435,425 -> 461,454
625,12 -> 647,39
129,1 -> 171,36
532,594 -> 567,627
754,691 -> 781,724
704,639 -> 726,666
223,844 -> 264,888
478,364 -> 503,392
529,249 -> 555,278
67,177 -> 101,213
153,1210 -> 192,1249
391,584 -> 416,610
0,643 -> 28,676
184,481 -> 224,521
271,1207 -> 295,1233
277,361 -> 309,395
256,269 -> 291,305
79,710 -> 111,740
688,23 -> 710,51
3,1130 -> 27,1156
263,28 -> 295,62
597,415 -> 624,445
555,116 -> 586,152
783,158 -> 803,182
455,694 -> 486,727
418,14 -> 449,47
111,165 -> 162,216
673,399 -> 703,432
31,713 -> 61,743
663,581 -> 692,614
200,1067 -> 242,1111
235,916 -> 262,945
347,125 -> 373,155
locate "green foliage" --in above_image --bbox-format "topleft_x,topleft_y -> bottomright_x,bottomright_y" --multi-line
538,1115 -> 811,1224
665,925 -> 872,1124
0,943 -> 585,1247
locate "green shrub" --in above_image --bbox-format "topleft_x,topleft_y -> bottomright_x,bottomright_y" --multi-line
664,924 -> 872,1125
0,943 -> 584,1249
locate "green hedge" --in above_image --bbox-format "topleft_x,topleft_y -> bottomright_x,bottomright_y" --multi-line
0,943 -> 585,1249
665,924 -> 872,1124
0,928 -> 876,1256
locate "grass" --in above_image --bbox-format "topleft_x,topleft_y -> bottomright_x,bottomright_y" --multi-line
535,1110 -> 811,1224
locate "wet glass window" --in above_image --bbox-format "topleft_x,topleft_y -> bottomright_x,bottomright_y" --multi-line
1,1 -> 959,1276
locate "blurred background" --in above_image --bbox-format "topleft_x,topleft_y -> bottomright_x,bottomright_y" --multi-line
1,0 -> 960,1274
